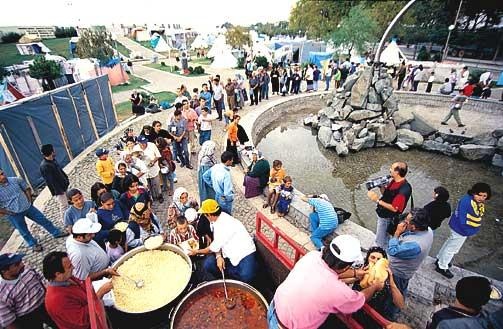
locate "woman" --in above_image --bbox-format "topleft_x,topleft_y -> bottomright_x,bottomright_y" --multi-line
423,186 -> 451,230
167,187 -> 199,231
198,141 -> 217,203
118,175 -> 152,212
130,90 -> 144,116
305,64 -> 314,92
111,161 -> 137,194
226,115 -> 241,165
90,182 -> 120,208
353,247 -> 405,327
126,201 -> 164,249
95,192 -> 129,247
243,150 -> 270,198
138,125 -> 155,143
397,62 -> 406,90
271,66 -> 280,95
120,151 -> 148,187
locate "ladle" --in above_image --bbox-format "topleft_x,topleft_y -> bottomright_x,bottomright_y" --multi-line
221,270 -> 236,309
121,273 -> 144,289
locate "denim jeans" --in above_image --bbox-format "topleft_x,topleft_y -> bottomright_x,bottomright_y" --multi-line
267,300 -> 280,329
216,195 -> 233,215
387,274 -> 410,320
313,80 -> 318,91
325,76 -> 331,90
160,172 -> 174,192
203,252 -> 257,283
7,205 -> 62,247
199,130 -> 211,145
436,229 -> 467,270
375,216 -> 391,250
175,138 -> 190,166
309,212 -> 336,249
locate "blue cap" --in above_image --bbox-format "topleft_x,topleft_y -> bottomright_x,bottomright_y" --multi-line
137,136 -> 148,144
0,253 -> 25,270
95,148 -> 109,157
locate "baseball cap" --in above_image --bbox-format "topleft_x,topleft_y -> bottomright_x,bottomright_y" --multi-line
0,253 -> 25,270
72,218 -> 102,234
95,148 -> 109,157
329,235 -> 364,263
137,136 -> 148,144
198,199 -> 220,214
185,208 -> 198,223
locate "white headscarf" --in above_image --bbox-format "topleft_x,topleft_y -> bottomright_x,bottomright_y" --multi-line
198,140 -> 216,168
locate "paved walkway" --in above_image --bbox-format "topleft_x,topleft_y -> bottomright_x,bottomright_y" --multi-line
116,35 -> 166,60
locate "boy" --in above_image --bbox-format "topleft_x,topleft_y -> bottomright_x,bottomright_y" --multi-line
168,215 -> 199,245
95,148 -> 114,190
198,107 -> 217,145
200,84 -> 212,114
426,71 -> 435,93
276,176 -> 294,217
106,229 -> 125,264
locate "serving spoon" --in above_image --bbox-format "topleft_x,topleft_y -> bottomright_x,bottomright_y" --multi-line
221,270 -> 236,309
121,273 -> 144,289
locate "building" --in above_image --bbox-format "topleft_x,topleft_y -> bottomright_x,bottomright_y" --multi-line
0,26 -> 55,41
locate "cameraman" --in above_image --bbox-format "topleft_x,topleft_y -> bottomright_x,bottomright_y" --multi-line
367,162 -> 412,249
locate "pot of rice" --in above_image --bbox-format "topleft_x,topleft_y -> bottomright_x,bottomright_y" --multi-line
111,243 -> 192,314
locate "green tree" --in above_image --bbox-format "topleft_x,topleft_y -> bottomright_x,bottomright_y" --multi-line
1,32 -> 21,43
28,56 -> 61,91
330,4 -> 379,55
75,29 -> 115,65
225,26 -> 250,49
254,55 -> 269,68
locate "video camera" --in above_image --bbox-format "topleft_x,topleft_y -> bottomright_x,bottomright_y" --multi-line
365,175 -> 392,191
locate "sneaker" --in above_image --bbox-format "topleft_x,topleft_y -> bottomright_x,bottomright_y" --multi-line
32,244 -> 43,252
435,266 -> 454,279
435,259 -> 452,268
441,122 -> 448,125
186,165 -> 194,170
458,124 -> 465,127
54,231 -> 69,238
174,178 -> 178,183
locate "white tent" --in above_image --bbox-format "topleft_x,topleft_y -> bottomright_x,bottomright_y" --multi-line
155,37 -> 170,52
207,34 -> 227,59
252,42 -> 273,61
380,40 -> 407,66
191,35 -> 209,49
211,49 -> 237,69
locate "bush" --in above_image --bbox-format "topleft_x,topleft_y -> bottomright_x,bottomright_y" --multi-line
173,65 -> 180,71
54,27 -> 78,38
237,57 -> 245,68
188,66 -> 194,73
1,32 -> 21,43
160,61 -> 166,66
469,68 -> 483,84
254,55 -> 269,68
416,46 -> 430,61
193,66 -> 205,74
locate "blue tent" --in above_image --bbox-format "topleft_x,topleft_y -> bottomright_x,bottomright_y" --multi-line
308,51 -> 333,68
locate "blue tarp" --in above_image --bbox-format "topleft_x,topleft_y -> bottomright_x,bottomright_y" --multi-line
0,75 -> 117,188
497,72 -> 503,86
308,51 -> 333,68
150,35 -> 160,49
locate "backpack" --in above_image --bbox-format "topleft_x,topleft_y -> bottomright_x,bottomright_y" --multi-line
334,207 -> 352,224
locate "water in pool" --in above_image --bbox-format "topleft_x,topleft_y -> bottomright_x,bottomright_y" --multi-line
256,108 -> 503,280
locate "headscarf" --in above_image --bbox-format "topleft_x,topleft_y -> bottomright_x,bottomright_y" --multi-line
172,187 -> 189,211
198,141 -> 216,168
129,202 -> 152,231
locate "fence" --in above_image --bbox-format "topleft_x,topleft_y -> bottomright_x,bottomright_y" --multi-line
0,75 -> 117,190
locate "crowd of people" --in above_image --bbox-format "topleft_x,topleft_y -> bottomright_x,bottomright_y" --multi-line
0,59 -> 499,329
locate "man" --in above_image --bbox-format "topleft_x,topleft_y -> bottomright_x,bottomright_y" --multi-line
133,136 -> 163,203
212,78 -> 224,120
168,108 -> 193,170
368,162 -> 412,249
291,67 -> 301,94
427,276 -> 492,329
181,99 -> 199,154
0,169 -> 67,252
300,194 -> 338,249
323,60 -> 333,91
0,253 -> 55,329
202,151 -> 234,214
199,83 -> 212,114
435,183 -> 491,278
65,218 -> 117,280
190,199 -> 256,283
224,78 -> 236,110
39,144 -> 70,220
269,235 -> 384,329
388,208 -> 433,317
43,251 -> 113,329
441,90 -> 467,128
249,72 -> 259,106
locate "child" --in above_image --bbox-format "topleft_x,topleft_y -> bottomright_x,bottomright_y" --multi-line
106,229 -> 125,264
155,137 -> 175,196
263,160 -> 286,213
168,215 -> 199,245
426,71 -> 435,93
197,107 -> 217,145
95,148 -> 114,191
276,176 -> 294,217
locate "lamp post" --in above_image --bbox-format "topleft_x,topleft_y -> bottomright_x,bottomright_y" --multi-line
442,0 -> 463,61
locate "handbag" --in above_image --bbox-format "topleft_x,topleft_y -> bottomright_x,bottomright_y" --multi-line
334,207 -> 351,224
386,194 -> 414,235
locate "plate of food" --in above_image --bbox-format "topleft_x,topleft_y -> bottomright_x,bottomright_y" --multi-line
179,238 -> 199,254
144,235 -> 164,250
114,221 -> 129,232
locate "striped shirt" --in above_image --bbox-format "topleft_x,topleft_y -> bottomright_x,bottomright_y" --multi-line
308,198 -> 338,230
0,177 -> 31,214
0,268 -> 46,327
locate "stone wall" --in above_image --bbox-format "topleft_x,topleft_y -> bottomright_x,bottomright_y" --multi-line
396,91 -> 503,116
243,93 -> 503,329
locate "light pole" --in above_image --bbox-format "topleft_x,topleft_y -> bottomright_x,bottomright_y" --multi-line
442,0 -> 463,61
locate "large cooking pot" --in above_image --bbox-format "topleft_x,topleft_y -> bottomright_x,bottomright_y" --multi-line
170,280 -> 269,329
112,243 -> 192,314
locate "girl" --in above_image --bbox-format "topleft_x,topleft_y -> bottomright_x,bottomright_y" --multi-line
276,176 -> 294,217
118,175 -> 152,212
263,160 -> 286,213
155,137 -> 175,196
423,186 -> 451,230
111,161 -> 137,194
226,115 -> 240,165
106,229 -> 126,264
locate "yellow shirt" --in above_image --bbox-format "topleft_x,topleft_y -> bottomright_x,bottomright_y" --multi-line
96,158 -> 115,184
269,167 -> 286,188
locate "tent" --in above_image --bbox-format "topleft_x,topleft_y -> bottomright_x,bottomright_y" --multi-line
308,51 -> 333,68
380,40 -> 407,66
154,37 -> 170,52
210,48 -> 237,69
207,34 -> 227,58
252,42 -> 273,61
18,34 -> 42,44
190,35 -> 209,49
16,42 -> 51,55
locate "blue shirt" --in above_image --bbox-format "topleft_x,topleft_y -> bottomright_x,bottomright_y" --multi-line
449,194 -> 484,237
168,117 -> 187,140
0,177 -> 30,213
199,91 -> 212,113
307,198 -> 338,229
64,201 -> 95,227
388,233 -> 421,259
202,163 -> 234,201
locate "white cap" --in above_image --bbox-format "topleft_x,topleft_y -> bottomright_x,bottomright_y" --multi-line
72,218 -> 102,234
185,208 -> 198,224
329,235 -> 364,263
319,194 -> 330,202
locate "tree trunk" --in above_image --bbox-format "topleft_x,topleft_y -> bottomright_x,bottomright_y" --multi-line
46,78 -> 56,90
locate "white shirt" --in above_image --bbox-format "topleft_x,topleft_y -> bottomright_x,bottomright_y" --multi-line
66,237 -> 110,280
428,75 -> 435,83
198,113 -> 217,131
174,96 -> 188,104
133,142 -> 161,178
213,84 -> 223,101
209,212 -> 256,266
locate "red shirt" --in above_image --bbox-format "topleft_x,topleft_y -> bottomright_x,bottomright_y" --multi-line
45,277 -> 107,329
462,84 -> 474,96
386,180 -> 407,213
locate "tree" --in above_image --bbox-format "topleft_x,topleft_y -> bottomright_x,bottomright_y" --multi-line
330,4 -> 379,55
54,26 -> 78,38
28,56 -> 61,91
226,26 -> 250,49
1,32 -> 21,43
75,29 -> 115,65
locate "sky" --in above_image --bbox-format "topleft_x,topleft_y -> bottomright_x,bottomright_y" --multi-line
2,0 -> 297,31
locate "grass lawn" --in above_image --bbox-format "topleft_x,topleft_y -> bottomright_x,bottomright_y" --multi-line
114,91 -> 177,122
0,37 -> 72,66
190,57 -> 212,65
145,63 -> 208,76
115,41 -> 131,58
111,75 -> 149,93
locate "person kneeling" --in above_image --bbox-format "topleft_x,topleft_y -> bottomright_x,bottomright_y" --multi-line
301,194 -> 338,249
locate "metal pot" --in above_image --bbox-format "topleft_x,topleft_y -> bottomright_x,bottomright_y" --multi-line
170,280 -> 268,329
112,243 -> 192,314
